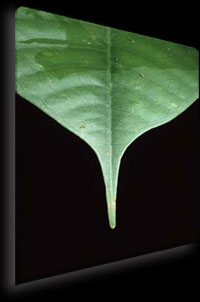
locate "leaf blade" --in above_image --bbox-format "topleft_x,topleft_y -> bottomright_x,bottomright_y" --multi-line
16,7 -> 199,228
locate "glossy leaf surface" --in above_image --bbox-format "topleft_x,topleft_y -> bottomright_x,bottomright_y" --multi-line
16,7 -> 199,228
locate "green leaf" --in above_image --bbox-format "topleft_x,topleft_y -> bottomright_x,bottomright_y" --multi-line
15,7 -> 199,229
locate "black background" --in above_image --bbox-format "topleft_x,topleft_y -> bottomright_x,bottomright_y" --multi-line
1,0 -> 200,299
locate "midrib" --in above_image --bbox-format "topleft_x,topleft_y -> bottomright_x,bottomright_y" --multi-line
106,27 -> 113,201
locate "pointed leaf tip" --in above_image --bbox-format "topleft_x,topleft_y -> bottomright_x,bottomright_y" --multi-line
108,198 -> 116,229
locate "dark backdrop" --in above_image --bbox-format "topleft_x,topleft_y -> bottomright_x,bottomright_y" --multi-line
16,95 -> 199,284
2,0 -> 199,298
